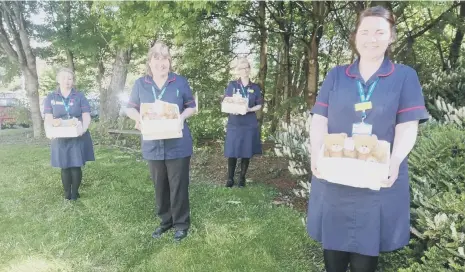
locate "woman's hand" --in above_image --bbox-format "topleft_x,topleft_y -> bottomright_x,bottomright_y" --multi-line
310,154 -> 322,179
382,159 -> 401,187
135,120 -> 141,131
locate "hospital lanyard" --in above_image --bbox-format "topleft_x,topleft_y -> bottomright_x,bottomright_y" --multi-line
61,97 -> 71,118
356,78 -> 379,121
239,84 -> 248,98
151,86 -> 167,101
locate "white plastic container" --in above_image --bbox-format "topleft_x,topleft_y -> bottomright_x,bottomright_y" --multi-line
317,139 -> 391,191
140,102 -> 183,141
45,119 -> 83,138
221,96 -> 248,115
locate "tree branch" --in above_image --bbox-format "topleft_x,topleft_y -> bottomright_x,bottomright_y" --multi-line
0,8 -> 19,64
394,3 -> 460,56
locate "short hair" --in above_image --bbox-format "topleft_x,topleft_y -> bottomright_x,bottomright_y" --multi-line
56,67 -> 74,83
146,41 -> 173,76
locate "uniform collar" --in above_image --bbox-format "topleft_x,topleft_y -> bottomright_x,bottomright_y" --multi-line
144,72 -> 176,85
55,88 -> 77,98
345,56 -> 395,80
237,78 -> 252,87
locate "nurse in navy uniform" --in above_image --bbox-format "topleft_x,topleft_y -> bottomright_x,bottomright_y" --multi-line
43,67 -> 95,201
125,42 -> 197,242
223,57 -> 263,188
307,6 -> 429,272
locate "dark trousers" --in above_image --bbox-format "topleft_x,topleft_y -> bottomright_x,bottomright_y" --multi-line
323,249 -> 379,272
148,157 -> 191,231
61,167 -> 82,200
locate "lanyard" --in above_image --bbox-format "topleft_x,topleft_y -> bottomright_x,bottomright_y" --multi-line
151,86 -> 167,101
356,78 -> 379,120
61,97 -> 71,118
239,84 -> 248,98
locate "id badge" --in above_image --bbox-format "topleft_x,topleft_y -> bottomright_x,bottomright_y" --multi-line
354,101 -> 372,111
352,122 -> 372,135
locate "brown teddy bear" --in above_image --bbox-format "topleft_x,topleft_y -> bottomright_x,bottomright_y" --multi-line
369,142 -> 388,164
353,134 -> 379,161
323,133 -> 347,158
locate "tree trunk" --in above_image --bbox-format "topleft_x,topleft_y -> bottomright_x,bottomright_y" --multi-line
270,48 -> 282,135
24,69 -> 42,137
256,1 -> 268,134
282,32 -> 291,123
0,2 -> 43,137
100,47 -> 132,124
449,2 -> 465,69
64,1 -> 75,72
306,2 -> 326,109
96,59 -> 105,93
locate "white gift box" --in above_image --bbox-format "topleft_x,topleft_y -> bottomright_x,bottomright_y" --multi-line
45,119 -> 83,138
221,95 -> 248,115
317,139 -> 391,191
140,102 -> 183,141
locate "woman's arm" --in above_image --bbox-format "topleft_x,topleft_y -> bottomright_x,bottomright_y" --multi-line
247,105 -> 262,112
309,114 -> 328,178
390,120 -> 419,165
82,112 -> 91,133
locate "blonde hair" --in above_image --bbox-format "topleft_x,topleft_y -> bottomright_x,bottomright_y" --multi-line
146,41 -> 173,76
56,67 -> 74,83
231,57 -> 251,78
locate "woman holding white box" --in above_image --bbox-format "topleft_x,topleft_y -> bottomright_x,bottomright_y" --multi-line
125,42 -> 197,242
43,68 -> 95,201
307,6 -> 429,272
222,57 -> 263,188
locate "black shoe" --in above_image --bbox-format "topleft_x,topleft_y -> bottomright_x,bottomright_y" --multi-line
152,226 -> 171,239
174,230 -> 188,241
238,177 -> 246,188
226,179 -> 234,188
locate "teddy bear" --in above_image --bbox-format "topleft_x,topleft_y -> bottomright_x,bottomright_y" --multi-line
343,137 -> 357,158
353,134 -> 379,161
369,141 -> 388,164
323,133 -> 347,158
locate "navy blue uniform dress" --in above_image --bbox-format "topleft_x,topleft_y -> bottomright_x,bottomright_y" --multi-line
127,73 -> 196,160
223,80 -> 263,158
307,57 -> 429,257
43,89 -> 95,168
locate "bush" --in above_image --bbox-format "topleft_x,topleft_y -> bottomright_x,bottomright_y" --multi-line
189,109 -> 227,146
400,123 -> 465,271
273,111 -> 311,198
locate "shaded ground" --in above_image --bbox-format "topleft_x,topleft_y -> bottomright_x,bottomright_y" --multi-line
191,140 -> 308,212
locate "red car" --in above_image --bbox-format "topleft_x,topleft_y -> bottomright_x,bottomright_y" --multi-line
0,97 -> 18,128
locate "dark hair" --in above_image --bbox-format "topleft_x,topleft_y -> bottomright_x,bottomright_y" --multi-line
349,6 -> 397,57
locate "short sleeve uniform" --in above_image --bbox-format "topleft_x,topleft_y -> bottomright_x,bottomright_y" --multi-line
223,80 -> 263,158
306,57 -> 429,256
43,89 -> 95,168
127,73 -> 196,161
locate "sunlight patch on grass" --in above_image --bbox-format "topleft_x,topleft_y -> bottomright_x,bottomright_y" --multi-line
2,256 -> 70,272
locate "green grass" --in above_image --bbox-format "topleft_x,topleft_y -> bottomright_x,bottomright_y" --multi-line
0,143 -> 323,272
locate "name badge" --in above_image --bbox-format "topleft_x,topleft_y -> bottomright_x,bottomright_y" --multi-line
354,101 -> 372,111
352,122 -> 372,135
54,100 -> 63,105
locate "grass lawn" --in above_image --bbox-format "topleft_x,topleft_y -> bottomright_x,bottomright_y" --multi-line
0,136 -> 323,271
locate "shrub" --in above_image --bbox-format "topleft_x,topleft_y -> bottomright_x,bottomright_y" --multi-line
273,111 -> 311,198
400,123 -> 465,272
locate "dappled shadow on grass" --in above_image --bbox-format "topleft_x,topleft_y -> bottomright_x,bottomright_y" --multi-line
0,144 -> 324,272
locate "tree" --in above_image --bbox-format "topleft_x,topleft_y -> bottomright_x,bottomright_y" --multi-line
0,1 -> 42,137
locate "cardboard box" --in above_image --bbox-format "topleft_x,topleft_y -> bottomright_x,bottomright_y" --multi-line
140,102 -> 183,140
221,96 -> 248,115
45,118 -> 83,138
317,138 -> 390,191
